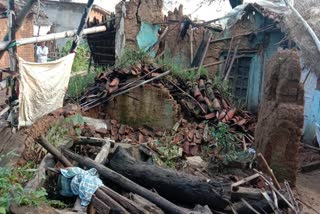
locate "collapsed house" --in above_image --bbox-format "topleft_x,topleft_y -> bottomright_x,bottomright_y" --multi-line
0,0 -> 320,213
85,0 -> 317,183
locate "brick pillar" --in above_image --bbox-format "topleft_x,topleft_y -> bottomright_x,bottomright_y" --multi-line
255,50 -> 304,184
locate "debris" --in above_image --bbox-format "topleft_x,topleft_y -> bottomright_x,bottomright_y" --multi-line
62,148 -> 187,214
186,156 -> 207,168
108,147 -> 230,210
257,153 -> 281,190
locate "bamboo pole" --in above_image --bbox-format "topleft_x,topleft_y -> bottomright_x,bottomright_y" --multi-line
284,0 -> 320,54
257,153 -> 281,190
0,26 -> 107,51
70,0 -> 95,53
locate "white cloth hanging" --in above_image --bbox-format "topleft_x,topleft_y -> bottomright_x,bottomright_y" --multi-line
18,54 -> 75,127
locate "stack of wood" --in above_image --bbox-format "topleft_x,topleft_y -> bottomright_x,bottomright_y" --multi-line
35,135 -> 302,214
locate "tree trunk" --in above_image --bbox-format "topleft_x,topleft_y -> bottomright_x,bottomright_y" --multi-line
108,147 -> 231,211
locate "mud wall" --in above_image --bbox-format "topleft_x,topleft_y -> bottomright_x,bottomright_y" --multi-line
204,13 -> 260,78
104,86 -> 179,129
115,0 -> 164,50
164,5 -> 205,66
254,50 -> 304,184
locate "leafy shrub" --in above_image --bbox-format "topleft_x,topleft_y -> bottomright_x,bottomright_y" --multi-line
61,40 -> 90,72
0,153 -> 47,211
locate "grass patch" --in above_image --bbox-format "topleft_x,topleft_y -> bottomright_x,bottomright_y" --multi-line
157,50 -> 208,82
66,69 -> 101,100
116,49 -> 150,69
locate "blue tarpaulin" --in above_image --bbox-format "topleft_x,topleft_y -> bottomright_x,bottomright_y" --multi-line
137,22 -> 160,57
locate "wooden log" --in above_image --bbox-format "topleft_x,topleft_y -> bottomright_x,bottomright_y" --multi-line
95,189 -> 129,214
37,135 -> 111,213
302,143 -> 320,151
197,32 -> 213,76
92,196 -> 111,214
100,186 -> 148,214
94,141 -> 111,165
107,147 -> 230,210
129,193 -> 164,214
39,135 -> 73,167
224,39 -> 240,81
70,0 -> 94,52
61,149 -> 187,214
231,187 -> 263,200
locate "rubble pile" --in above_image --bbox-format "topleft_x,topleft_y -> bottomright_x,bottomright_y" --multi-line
78,64 -> 256,160
31,128 -> 302,214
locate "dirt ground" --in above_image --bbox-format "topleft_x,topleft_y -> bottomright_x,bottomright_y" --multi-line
296,169 -> 320,214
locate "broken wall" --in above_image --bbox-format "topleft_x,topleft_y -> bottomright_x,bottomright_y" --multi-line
254,50 -> 304,184
164,5 -> 205,66
115,1 -> 205,66
204,11 -> 262,78
115,0 -> 163,53
87,86 -> 179,130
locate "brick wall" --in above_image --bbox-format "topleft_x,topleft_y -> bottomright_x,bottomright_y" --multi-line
0,15 -> 35,68
88,8 -> 107,23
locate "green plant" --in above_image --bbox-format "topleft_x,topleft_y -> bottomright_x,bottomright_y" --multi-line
0,153 -> 48,212
116,49 -> 149,69
157,50 -> 209,82
212,75 -> 233,101
61,40 -> 90,72
211,123 -> 238,154
66,69 -> 99,100
46,123 -> 69,147
157,144 -> 181,168
65,114 -> 85,136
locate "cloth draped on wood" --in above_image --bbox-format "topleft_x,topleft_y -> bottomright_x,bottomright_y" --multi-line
18,54 -> 75,127
60,167 -> 103,206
